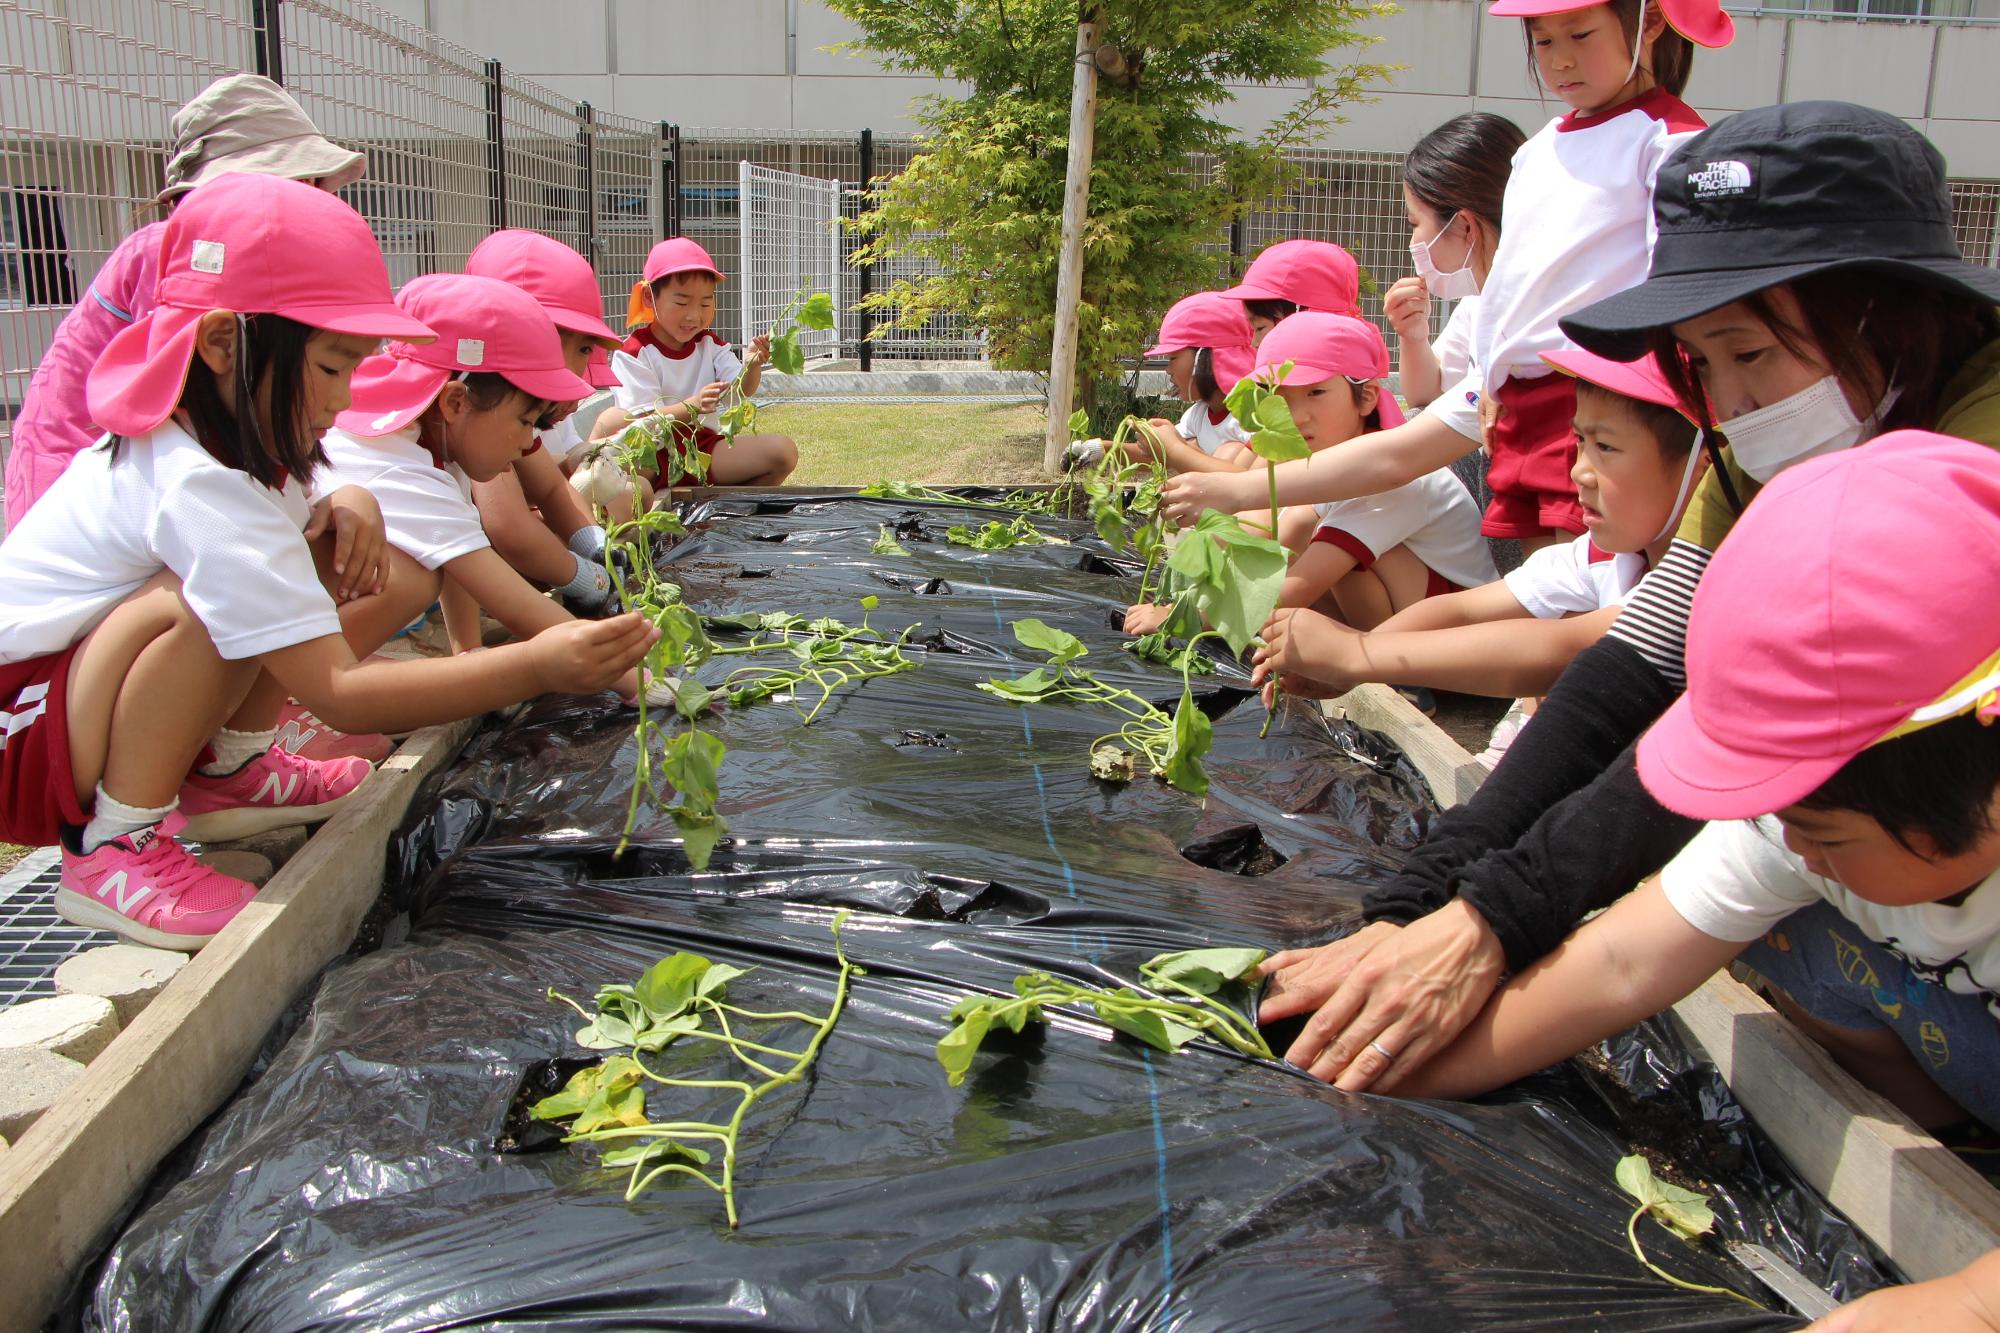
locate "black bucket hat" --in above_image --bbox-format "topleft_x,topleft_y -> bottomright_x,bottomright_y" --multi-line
1563,102 -> 2000,360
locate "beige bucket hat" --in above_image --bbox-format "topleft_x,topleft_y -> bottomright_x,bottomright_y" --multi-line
160,73 -> 366,202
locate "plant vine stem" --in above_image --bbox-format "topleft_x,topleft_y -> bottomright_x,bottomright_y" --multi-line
1623,1207 -> 1763,1307
1139,970 -> 1273,1058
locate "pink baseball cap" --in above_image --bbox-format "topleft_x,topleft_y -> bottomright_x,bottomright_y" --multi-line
1147,291 -> 1256,390
642,237 -> 724,287
585,345 -> 619,390
1487,0 -> 1735,49
466,229 -> 621,349
87,173 -> 433,438
1253,312 -> 1405,428
1638,431 -> 2000,820
338,273 -> 595,437
1222,240 -> 1360,317
1541,346 -> 1685,414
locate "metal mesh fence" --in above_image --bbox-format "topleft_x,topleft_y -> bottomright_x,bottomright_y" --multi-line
738,163 -> 842,363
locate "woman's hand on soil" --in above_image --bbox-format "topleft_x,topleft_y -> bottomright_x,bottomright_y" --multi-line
1262,899 -> 1506,1092
1123,602 -> 1171,636
1252,608 -> 1363,705
309,484 -> 389,601
532,612 -> 660,696
1384,276 -> 1431,345
1161,468 -> 1257,529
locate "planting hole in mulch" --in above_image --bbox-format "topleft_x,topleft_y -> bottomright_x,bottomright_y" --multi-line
733,567 -> 776,579
1076,552 -> 1146,578
873,571 -> 954,596
892,515 -> 929,544
895,729 -> 957,750
1180,822 -> 1291,878
495,1057 -> 604,1153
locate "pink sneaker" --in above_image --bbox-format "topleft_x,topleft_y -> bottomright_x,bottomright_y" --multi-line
177,747 -> 373,843
55,826 -> 259,951
275,700 -> 393,764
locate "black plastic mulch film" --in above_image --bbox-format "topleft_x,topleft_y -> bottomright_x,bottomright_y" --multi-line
82,492 -> 1890,1331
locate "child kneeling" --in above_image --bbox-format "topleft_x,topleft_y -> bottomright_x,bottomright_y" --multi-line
1398,432 -> 2000,1150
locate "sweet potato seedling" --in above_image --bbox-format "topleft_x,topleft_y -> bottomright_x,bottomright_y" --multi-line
1614,1155 -> 1762,1307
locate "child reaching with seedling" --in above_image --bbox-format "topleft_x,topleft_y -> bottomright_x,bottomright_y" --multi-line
1263,314 -> 1496,629
1067,291 -> 1257,474
1163,0 -> 1734,552
1253,346 -> 1701,731
593,237 -> 797,488
0,176 -> 657,952
1390,434 -> 2000,1146
462,229 -> 627,616
315,272 -> 668,686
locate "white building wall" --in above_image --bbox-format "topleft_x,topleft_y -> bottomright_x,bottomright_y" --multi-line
401,0 -> 2000,177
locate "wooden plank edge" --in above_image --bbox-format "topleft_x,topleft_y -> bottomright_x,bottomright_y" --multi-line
1323,685 -> 2000,1284
0,715 -> 481,1333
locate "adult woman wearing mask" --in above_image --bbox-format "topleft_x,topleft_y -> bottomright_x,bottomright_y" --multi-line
1258,101 -> 2000,1094
1385,113 -> 1526,409
4,73 -> 366,530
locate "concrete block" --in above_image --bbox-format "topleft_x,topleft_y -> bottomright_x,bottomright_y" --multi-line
0,995 -> 121,1065
217,825 -> 309,870
55,945 -> 187,1024
194,850 -> 274,888
0,1048 -> 86,1140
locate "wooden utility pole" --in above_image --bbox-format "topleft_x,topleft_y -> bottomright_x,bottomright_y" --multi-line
1043,8 -> 1102,474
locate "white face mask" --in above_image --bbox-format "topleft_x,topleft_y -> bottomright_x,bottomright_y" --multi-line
1409,213 -> 1479,300
1719,376 -> 1896,485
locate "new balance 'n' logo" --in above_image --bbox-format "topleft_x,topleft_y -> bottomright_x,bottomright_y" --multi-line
254,771 -> 300,805
95,869 -> 153,914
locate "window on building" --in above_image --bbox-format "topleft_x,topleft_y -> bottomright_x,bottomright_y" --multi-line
1,189 -> 76,309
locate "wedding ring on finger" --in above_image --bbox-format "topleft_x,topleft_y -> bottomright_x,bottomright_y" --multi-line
1367,1039 -> 1396,1063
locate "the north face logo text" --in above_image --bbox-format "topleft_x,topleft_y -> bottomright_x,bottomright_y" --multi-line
1688,160 -> 1752,198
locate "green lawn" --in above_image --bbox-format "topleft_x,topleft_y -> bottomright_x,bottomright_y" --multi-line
0,843 -> 29,876
760,400 -> 1053,488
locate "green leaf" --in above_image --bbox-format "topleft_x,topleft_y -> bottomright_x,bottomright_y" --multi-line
1160,685 -> 1213,797
1090,991 -> 1201,1052
675,808 -> 726,871
534,1056 -> 651,1134
1067,406 -> 1089,438
976,667 -> 1057,701
937,1000 -> 1001,1087
634,952 -> 712,1019
574,1016 -> 635,1050
795,291 -> 837,332
872,524 -> 911,556
769,330 -> 806,376
1143,947 -> 1267,994
696,961 -> 747,998
662,729 -> 726,810
630,1013 -> 702,1053
1177,510 -> 1288,657
671,677 -> 713,721
1616,1155 -> 1716,1240
859,594 -> 880,611
1011,618 -> 1086,664
602,1137 -> 712,1169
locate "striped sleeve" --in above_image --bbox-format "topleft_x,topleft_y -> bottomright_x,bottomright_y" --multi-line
1603,538 -> 1711,688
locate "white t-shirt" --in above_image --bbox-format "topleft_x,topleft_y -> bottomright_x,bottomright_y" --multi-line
610,326 -> 743,432
1175,402 -> 1251,456
1311,469 -> 1498,591
1504,534 -> 1648,619
310,425 -> 488,572
1663,816 -> 2000,1018
1471,90 -> 1705,399
0,421 -> 339,664
1434,296 -> 1476,387
538,414 -> 585,463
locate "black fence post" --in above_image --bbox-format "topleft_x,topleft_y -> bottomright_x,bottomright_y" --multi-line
662,123 -> 683,237
856,127 -> 873,373
484,59 -> 506,231
577,101 -> 596,259
1229,215 -> 1245,270
251,0 -> 284,85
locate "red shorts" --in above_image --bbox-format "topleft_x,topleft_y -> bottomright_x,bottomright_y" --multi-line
1483,374 -> 1585,538
0,646 -> 87,846
666,427 -> 725,485
1313,528 -> 1466,602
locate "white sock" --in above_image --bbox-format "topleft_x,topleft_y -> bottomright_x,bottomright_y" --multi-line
81,785 -> 178,854
198,726 -> 278,776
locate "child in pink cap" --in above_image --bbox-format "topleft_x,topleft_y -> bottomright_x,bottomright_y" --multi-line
1066,291 -> 1258,475
462,230 -> 626,624
1253,346 -> 1703,748
0,176 -> 658,952
1220,240 -> 1362,344
1163,0 -> 1733,553
1387,435 -> 2000,1168
313,273 -> 661,694
592,237 -> 797,488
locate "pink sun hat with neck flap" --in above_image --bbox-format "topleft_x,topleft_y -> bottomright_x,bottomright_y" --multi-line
1637,431 -> 2000,821
1222,240 -> 1361,318
338,272 -> 594,437
1147,291 -> 1256,391
1540,346 -> 1687,415
1486,0 -> 1734,49
466,229 -> 622,350
1253,311 -> 1406,427
87,173 -> 433,439
642,237 -> 723,287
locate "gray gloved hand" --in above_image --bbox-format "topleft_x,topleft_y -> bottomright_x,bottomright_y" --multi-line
558,549 -> 617,614
568,524 -> 609,564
